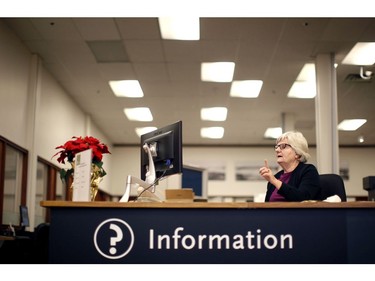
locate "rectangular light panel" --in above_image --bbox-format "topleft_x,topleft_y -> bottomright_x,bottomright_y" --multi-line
158,17 -> 200,40
109,80 -> 144,97
338,119 -> 367,131
201,127 -> 225,139
230,80 -> 263,98
287,63 -> 316,99
124,107 -> 153,121
201,107 -> 228,121
201,62 -> 235,82
342,42 -> 375,65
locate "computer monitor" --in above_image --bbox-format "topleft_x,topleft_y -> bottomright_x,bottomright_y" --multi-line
140,120 -> 183,184
19,205 -> 30,231
119,120 -> 183,202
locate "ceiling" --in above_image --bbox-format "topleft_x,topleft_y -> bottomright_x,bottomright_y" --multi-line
3,18 -> 375,147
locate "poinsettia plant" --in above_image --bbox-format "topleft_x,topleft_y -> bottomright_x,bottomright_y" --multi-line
53,136 -> 111,182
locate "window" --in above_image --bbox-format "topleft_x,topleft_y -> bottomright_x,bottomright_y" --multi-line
0,137 -> 27,229
1,136 -> 67,229
35,161 -> 47,226
37,157 -> 64,223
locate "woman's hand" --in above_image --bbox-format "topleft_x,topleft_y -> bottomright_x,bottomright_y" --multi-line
259,159 -> 272,178
259,159 -> 282,189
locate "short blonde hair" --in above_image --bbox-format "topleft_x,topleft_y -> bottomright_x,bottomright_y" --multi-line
276,131 -> 310,163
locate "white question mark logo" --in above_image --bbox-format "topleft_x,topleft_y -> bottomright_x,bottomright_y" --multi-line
109,223 -> 123,254
94,218 -> 134,259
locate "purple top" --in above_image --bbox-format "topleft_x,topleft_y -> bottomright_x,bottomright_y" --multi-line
269,172 -> 291,202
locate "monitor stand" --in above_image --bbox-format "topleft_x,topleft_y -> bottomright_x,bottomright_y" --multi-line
120,143 -> 163,202
119,175 -> 163,202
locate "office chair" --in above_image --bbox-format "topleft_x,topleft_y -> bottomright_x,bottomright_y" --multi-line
317,174 -> 347,202
33,223 -> 50,263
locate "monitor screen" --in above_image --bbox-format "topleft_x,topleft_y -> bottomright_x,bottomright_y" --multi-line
19,205 -> 30,229
140,121 -> 183,182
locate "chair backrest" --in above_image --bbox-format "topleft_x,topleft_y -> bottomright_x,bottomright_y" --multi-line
317,174 -> 347,202
34,223 -> 50,263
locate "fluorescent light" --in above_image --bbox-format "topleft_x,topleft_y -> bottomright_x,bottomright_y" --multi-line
297,63 -> 315,81
287,81 -> 316,99
230,80 -> 263,98
201,62 -> 235,82
201,127 -> 224,139
264,127 -> 282,139
338,119 -> 367,131
109,80 -> 144,97
287,63 -> 316,99
124,107 -> 153,121
201,107 -> 228,121
158,17 -> 200,40
135,127 -> 157,137
342,42 -> 375,65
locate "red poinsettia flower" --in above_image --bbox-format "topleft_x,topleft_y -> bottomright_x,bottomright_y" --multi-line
53,136 -> 111,182
53,136 -> 111,165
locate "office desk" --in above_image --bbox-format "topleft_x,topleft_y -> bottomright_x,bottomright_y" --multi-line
0,235 -> 15,241
0,234 -> 33,263
41,201 -> 375,264
0,235 -> 14,251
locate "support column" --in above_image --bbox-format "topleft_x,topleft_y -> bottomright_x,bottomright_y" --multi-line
25,54 -> 42,229
315,53 -> 339,174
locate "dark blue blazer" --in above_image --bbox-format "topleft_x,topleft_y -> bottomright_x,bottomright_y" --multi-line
265,162 -> 321,202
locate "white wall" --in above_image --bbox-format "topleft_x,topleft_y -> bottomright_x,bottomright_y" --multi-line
0,21 -> 113,228
0,20 -> 31,147
36,68 -> 113,193
36,68 -> 87,161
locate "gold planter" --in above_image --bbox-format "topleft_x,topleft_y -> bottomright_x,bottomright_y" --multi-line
68,163 -> 103,201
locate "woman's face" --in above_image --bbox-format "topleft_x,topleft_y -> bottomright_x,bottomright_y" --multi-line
275,139 -> 298,167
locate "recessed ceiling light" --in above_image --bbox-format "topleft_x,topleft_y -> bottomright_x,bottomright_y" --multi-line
109,80 -> 144,97
201,127 -> 225,139
201,107 -> 228,121
297,63 -> 316,81
287,81 -> 316,99
158,17 -> 200,40
124,107 -> 153,122
201,62 -> 235,82
230,80 -> 263,98
287,63 -> 316,99
135,127 -> 157,137
264,127 -> 282,139
338,119 -> 367,131
358,135 -> 365,143
342,42 -> 375,65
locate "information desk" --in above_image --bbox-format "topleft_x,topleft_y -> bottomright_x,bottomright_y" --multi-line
40,201 -> 375,264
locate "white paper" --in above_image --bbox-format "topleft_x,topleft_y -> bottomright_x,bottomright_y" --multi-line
323,195 -> 342,202
72,149 -> 92,201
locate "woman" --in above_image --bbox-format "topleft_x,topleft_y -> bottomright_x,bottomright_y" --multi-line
259,131 -> 320,202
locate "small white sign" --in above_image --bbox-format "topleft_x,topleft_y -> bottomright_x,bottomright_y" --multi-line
72,149 -> 92,201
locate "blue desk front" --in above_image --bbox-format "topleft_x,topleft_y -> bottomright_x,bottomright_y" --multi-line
41,201 -> 375,264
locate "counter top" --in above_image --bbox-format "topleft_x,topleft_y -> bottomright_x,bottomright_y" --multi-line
40,200 -> 375,209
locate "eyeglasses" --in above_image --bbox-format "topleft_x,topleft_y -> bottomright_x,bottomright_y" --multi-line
274,143 -> 292,150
